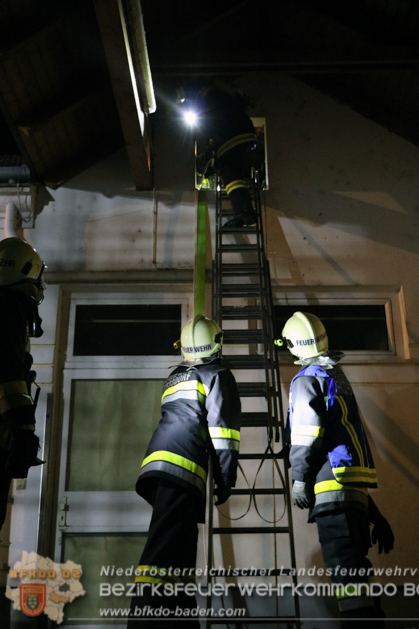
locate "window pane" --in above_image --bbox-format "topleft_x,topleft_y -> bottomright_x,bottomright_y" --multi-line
274,305 -> 389,352
66,379 -> 163,491
73,304 -> 182,356
62,534 -> 147,623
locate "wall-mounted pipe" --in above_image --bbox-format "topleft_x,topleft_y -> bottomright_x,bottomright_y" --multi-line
0,166 -> 30,184
4,202 -> 20,238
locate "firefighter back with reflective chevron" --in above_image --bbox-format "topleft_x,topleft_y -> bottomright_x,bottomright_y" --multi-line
278,312 -> 393,629
128,316 -> 241,628
289,362 -> 377,515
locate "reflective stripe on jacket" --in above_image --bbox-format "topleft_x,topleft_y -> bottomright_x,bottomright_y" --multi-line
135,564 -> 195,586
136,358 -> 241,503
288,363 -> 377,515
217,133 -> 258,159
194,85 -> 257,158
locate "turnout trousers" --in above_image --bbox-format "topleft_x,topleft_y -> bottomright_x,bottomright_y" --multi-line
315,510 -> 385,629
217,144 -> 256,219
128,479 -> 201,628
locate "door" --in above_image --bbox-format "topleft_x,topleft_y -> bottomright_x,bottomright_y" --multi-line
53,293 -> 187,627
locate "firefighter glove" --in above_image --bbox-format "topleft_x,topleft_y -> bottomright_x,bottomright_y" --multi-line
371,516 -> 394,554
214,484 -> 231,506
5,430 -> 45,479
292,480 -> 315,509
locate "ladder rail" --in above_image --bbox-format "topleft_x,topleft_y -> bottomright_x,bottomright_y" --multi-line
207,171 -> 300,626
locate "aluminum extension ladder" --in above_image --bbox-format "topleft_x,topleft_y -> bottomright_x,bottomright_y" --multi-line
205,171 -> 301,628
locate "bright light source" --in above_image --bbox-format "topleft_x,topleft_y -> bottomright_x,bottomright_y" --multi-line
183,110 -> 198,126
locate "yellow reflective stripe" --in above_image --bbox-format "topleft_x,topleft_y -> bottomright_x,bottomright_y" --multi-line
208,427 -> 240,441
0,381 -> 29,400
135,565 -> 176,584
225,179 -> 246,195
141,450 -> 207,483
315,479 -> 368,495
336,584 -> 360,600
291,425 -> 324,438
135,575 -> 163,584
161,379 -> 208,402
135,565 -> 194,585
333,466 -> 377,485
336,396 -> 364,466
217,133 -> 257,158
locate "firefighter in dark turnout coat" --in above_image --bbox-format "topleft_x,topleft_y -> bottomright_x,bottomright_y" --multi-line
277,311 -> 394,629
0,237 -> 45,530
179,82 -> 258,228
128,315 -> 241,627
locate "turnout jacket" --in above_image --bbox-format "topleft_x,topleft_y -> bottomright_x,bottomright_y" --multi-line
194,85 -> 257,160
288,361 -> 377,519
136,358 -> 241,506
0,291 -> 37,450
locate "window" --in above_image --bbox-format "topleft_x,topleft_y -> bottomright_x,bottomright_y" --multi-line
274,304 -> 389,352
73,304 -> 181,356
67,293 -> 189,361
271,287 -> 409,361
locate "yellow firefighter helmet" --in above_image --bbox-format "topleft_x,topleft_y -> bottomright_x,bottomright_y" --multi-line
180,315 -> 223,360
0,237 -> 45,304
280,311 -> 328,359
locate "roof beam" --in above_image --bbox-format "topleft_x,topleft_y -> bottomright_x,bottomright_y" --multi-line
94,0 -> 153,190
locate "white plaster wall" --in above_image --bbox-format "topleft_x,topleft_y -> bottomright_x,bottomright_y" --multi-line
239,72 -> 419,349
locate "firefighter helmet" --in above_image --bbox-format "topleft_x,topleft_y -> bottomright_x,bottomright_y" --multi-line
280,311 -> 328,359
181,315 -> 223,360
0,237 -> 45,304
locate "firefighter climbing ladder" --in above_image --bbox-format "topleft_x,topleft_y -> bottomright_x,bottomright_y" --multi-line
204,171 -> 300,627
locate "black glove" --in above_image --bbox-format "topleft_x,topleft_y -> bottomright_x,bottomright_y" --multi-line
292,480 -> 315,509
371,516 -> 394,554
5,430 -> 45,478
214,484 -> 231,506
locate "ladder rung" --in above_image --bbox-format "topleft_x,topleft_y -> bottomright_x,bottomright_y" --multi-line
222,225 -> 257,233
213,526 -> 289,535
223,330 -> 263,343
221,263 -> 260,276
221,243 -> 259,252
231,488 -> 286,495
223,354 -> 265,368
221,283 -> 261,296
238,452 -> 286,461
237,383 -> 266,397
222,306 -> 262,320
241,411 -> 270,427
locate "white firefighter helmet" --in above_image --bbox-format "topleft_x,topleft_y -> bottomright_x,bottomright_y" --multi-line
0,237 -> 45,304
280,311 -> 328,359
180,315 -> 223,360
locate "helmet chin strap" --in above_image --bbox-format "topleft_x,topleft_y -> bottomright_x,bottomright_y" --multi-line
179,354 -> 220,367
294,350 -> 345,368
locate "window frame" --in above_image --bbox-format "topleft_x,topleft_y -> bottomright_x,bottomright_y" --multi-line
271,286 -> 409,363
66,292 -> 190,367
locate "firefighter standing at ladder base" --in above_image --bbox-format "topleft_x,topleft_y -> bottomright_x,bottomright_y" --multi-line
0,237 -> 46,530
128,315 -> 241,627
276,312 -> 394,629
178,81 -> 258,228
